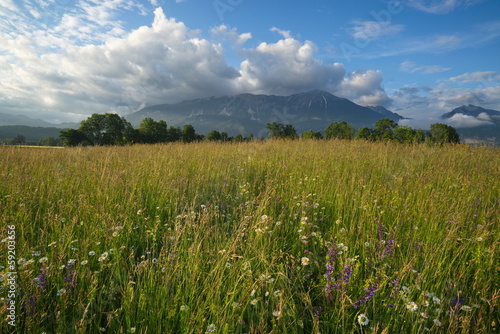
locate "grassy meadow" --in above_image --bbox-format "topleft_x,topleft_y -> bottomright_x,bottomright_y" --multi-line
0,140 -> 498,333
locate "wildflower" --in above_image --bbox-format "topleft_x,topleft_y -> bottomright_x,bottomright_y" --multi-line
250,299 -> 258,305
129,328 -> 136,333
250,289 -> 256,296
301,257 -> 310,266
89,251 -> 96,256
402,286 -> 411,294
433,296 -> 441,304
357,313 -> 369,326
261,215 -> 268,221
39,257 -> 48,264
225,262 -> 231,268
406,302 -> 418,312
364,242 -> 370,247
180,305 -> 188,311
207,323 -> 216,332
423,300 -> 430,307
57,288 -> 66,296
218,249 -> 226,254
99,328 -> 106,332
81,260 -> 88,265
112,232 -> 119,237
273,290 -> 282,297
32,251 -> 41,256
433,319 -> 442,327
272,310 -> 282,318
297,320 -> 304,328
476,237 -> 483,242
460,305 -> 473,312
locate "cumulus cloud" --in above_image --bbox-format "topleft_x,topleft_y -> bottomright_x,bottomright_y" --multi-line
0,4 -> 395,122
237,38 -> 346,95
337,70 -> 391,106
400,60 -> 451,74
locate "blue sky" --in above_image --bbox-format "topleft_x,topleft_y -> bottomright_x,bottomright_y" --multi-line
1,0 -> 499,128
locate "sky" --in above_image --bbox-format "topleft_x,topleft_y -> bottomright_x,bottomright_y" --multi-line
1,0 -> 499,128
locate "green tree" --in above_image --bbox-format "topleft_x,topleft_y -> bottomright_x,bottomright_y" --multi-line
393,125 -> 417,144
167,126 -> 181,142
79,113 -> 135,146
429,123 -> 460,144
12,134 -> 26,145
234,134 -> 244,142
324,121 -> 355,140
301,130 -> 323,140
138,118 -> 169,143
266,122 -> 297,139
206,130 -> 222,141
182,124 -> 197,143
374,118 -> 398,140
355,127 -> 374,140
59,129 -> 89,146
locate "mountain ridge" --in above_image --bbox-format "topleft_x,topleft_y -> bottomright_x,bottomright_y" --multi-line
126,90 -> 406,136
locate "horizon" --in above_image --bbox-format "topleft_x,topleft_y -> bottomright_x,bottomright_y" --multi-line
1,0 -> 499,129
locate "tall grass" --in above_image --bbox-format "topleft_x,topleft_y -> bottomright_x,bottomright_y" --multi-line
0,140 -> 498,333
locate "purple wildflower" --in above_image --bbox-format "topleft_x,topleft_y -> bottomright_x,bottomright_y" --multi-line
37,266 -> 48,290
64,262 -> 76,291
353,284 -> 379,308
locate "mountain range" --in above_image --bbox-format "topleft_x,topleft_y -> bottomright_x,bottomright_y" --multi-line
1,91 -> 498,143
126,90 -> 406,137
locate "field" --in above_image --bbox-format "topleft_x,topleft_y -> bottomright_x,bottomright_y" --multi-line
0,141 -> 498,333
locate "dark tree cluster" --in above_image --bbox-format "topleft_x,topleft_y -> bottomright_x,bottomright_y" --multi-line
271,118 -> 460,144
59,114 -> 254,147
59,114 -> 460,147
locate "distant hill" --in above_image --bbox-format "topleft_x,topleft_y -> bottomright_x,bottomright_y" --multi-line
0,112 -> 78,128
441,105 -> 500,144
441,105 -> 500,120
126,90 -> 406,137
0,125 -> 65,142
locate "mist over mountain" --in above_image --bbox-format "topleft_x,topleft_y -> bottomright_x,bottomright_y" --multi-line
126,90 -> 406,137
441,105 -> 500,144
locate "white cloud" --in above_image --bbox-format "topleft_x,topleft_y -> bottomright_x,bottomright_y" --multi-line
449,71 -> 500,83
445,113 -> 493,128
337,70 -> 390,106
211,25 -> 252,47
270,27 -> 293,39
348,20 -> 404,40
405,0 -> 483,14
3,3 -> 474,125
236,38 -> 346,95
400,60 -> 451,74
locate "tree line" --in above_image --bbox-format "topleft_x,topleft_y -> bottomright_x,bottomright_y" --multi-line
58,113 -> 460,146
